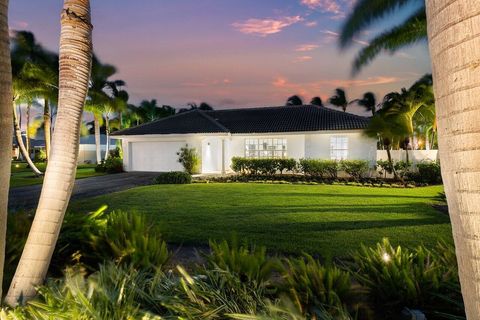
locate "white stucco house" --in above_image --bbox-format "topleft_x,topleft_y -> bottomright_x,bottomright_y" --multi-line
111,105 -> 376,174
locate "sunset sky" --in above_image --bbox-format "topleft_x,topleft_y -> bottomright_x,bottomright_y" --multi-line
10,0 -> 431,115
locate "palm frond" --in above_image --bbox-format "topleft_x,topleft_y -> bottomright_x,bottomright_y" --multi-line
351,8 -> 426,75
339,0 -> 421,48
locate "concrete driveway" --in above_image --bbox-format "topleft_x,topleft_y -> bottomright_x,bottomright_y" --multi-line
9,172 -> 158,210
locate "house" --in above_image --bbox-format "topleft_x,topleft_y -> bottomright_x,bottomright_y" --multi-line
111,105 -> 376,173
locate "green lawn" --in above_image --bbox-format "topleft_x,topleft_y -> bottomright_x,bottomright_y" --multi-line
70,183 -> 451,258
10,162 -> 106,188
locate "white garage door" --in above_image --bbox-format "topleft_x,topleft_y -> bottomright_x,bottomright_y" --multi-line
130,141 -> 186,172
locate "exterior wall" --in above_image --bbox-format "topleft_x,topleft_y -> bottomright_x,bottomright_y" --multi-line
305,131 -> 377,164
77,144 -> 117,164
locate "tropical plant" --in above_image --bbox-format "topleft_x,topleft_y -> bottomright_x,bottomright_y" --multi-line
329,89 -> 348,112
310,96 -> 324,107
6,0 -> 93,305
177,145 -> 200,174
0,0 -> 12,298
353,92 -> 376,116
286,95 -> 303,106
137,99 -> 176,122
178,102 -> 214,113
282,255 -> 354,317
206,237 -> 281,286
340,0 -> 426,75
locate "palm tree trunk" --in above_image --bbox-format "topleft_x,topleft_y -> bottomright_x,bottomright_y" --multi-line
13,102 -> 42,176
5,0 -> 92,305
0,0 -> 13,300
43,98 -> 51,160
425,130 -> 430,150
26,102 -> 30,155
104,115 -> 110,160
426,1 -> 480,317
94,114 -> 101,163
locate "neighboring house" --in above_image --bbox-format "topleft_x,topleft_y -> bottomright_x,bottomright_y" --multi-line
13,134 -> 116,164
112,105 -> 377,174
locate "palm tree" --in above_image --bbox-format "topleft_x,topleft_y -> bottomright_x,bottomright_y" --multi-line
286,95 -> 303,106
329,88 -> 348,112
11,31 -> 59,160
6,0 -> 93,305
0,0 -> 12,300
426,1 -> 480,316
413,104 -> 436,150
310,96 -> 324,107
353,92 -> 377,116
138,99 -> 175,121
340,0 -> 426,75
103,88 -> 128,160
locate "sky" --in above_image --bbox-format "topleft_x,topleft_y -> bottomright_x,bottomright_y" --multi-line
9,0 -> 432,115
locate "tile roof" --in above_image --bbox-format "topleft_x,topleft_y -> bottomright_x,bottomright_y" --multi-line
112,105 -> 369,136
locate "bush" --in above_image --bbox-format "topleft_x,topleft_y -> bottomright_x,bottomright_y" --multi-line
154,171 -> 192,184
351,238 -> 462,317
206,237 -> 281,286
416,161 -> 442,184
339,160 -> 370,180
282,255 -> 354,317
95,156 -> 124,174
299,159 -> 338,179
177,145 -> 200,174
231,157 -> 297,175
376,160 -> 393,178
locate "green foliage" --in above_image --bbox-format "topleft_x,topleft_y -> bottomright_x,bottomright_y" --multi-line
231,157 -> 297,175
207,237 -> 281,285
299,159 -> 338,179
177,145 -> 200,174
339,160 -> 370,180
95,157 -> 123,174
394,160 -> 411,179
282,255 -> 354,317
34,148 -> 47,162
416,161 -> 442,184
154,171 -> 192,184
89,210 -> 170,271
351,238 -> 462,316
376,160 -> 393,177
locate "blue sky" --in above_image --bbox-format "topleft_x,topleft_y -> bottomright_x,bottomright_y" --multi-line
9,0 -> 431,114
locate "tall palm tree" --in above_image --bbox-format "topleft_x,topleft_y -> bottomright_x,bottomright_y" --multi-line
413,103 -> 436,150
0,0 -> 12,300
329,88 -> 348,112
286,95 -> 303,106
310,96 -> 324,107
426,0 -> 480,316
139,99 -> 175,120
11,31 -> 59,160
340,0 -> 426,75
353,92 -> 377,115
6,0 -> 93,305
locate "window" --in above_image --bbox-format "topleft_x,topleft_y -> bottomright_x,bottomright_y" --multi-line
245,138 -> 287,158
330,136 -> 348,160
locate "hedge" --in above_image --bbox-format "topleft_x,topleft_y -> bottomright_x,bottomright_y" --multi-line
154,171 -> 192,184
231,157 -> 296,175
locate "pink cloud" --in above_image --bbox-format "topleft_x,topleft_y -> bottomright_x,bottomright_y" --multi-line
301,0 -> 342,13
295,44 -> 319,52
304,21 -> 318,27
13,20 -> 29,29
232,16 -> 303,36
293,56 -> 313,63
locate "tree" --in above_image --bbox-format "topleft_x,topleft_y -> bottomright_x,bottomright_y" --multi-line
0,0 -> 12,300
329,88 -> 348,112
6,0 -> 93,305
179,102 -> 214,113
426,1 -> 480,317
310,96 -> 324,107
340,0 -> 426,75
353,92 -> 377,116
11,31 -> 59,160
286,95 -> 303,106
138,99 -> 175,121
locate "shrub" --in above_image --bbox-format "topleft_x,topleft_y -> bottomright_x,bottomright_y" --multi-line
416,161 -> 442,184
394,160 -> 411,179
154,171 -> 192,184
376,160 -> 393,178
206,237 -> 281,285
351,238 -> 462,317
339,160 -> 370,180
282,255 -> 354,317
231,158 -> 297,175
90,210 -> 170,271
299,159 -> 338,179
34,148 -> 47,162
95,157 -> 124,174
177,145 -> 200,174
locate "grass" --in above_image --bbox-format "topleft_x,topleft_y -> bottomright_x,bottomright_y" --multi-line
10,162 -> 106,188
70,183 -> 452,258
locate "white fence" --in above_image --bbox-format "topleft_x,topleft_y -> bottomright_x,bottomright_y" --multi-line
377,150 -> 438,166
